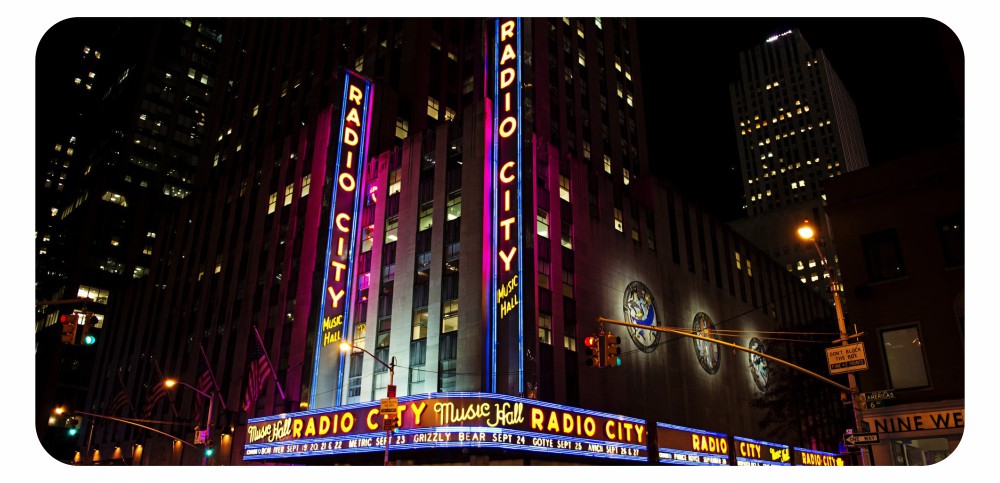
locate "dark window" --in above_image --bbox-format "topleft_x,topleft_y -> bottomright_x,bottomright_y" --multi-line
862,229 -> 906,282
937,214 -> 963,268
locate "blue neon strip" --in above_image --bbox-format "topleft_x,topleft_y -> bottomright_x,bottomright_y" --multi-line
656,421 -> 728,439
733,435 -> 789,448
515,17 -> 524,396
735,457 -> 792,466
489,18 -> 500,394
793,447 -> 839,456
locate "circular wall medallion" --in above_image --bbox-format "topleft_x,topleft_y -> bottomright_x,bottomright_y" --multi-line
692,312 -> 721,374
622,281 -> 660,353
748,337 -> 769,391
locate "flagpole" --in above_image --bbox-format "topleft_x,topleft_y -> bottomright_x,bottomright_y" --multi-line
117,368 -> 137,415
151,356 -> 181,418
199,345 -> 227,411
252,326 -> 286,400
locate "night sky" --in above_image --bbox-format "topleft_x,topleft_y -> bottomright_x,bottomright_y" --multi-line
636,17 -> 963,222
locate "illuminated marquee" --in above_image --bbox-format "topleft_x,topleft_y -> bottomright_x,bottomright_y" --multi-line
793,447 -> 845,466
244,393 -> 648,462
733,435 -> 791,466
487,17 -> 524,393
311,70 -> 374,407
655,423 -> 729,466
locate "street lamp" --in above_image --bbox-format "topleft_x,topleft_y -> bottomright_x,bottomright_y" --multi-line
164,378 -> 218,459
339,341 -> 396,466
797,220 -> 868,466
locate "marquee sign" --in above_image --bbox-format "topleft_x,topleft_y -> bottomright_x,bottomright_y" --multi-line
244,392 -> 648,462
655,423 -> 729,466
311,70 -> 374,408
793,447 -> 845,466
487,17 -> 525,394
733,435 -> 791,466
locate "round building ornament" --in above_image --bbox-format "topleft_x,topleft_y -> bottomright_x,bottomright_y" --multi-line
622,281 -> 660,353
748,337 -> 769,391
692,312 -> 721,374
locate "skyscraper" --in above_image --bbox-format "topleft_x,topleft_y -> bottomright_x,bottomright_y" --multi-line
35,18 -> 224,461
69,18 -> 846,466
728,29 -> 868,296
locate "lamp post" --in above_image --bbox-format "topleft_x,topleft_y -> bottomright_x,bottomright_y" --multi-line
797,221 -> 868,466
164,378 -> 216,461
340,341 -> 396,466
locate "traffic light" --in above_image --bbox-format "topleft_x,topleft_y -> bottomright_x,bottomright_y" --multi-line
80,316 -> 98,345
59,315 -> 78,344
583,335 -> 603,367
66,416 -> 81,436
204,440 -> 216,457
604,333 -> 621,367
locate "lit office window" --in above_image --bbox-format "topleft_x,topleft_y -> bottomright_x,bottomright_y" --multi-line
384,216 -> 399,243
301,174 -> 311,197
446,191 -> 462,220
427,97 -> 440,120
538,314 -> 552,345
267,192 -> 277,214
559,175 -> 571,202
418,203 -> 433,231
561,222 -> 573,250
537,210 -> 550,238
538,262 -> 550,290
613,208 -> 623,232
442,300 -> 459,333
388,169 -> 401,195
395,118 -> 409,140
284,183 -> 294,206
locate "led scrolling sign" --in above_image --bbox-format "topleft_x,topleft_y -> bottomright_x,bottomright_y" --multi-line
311,71 -> 374,407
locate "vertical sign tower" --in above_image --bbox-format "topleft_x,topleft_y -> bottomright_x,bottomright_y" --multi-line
311,70 -> 374,408
486,17 -> 525,395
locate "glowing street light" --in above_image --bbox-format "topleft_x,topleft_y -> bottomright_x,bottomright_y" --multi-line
796,220 -> 868,466
340,341 -> 396,466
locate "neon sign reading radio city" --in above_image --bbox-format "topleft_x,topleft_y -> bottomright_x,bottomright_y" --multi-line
321,72 -> 372,348
489,17 -> 524,392
244,393 -> 647,462
312,70 -> 373,407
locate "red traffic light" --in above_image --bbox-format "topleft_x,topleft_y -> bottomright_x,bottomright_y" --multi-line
583,335 -> 603,367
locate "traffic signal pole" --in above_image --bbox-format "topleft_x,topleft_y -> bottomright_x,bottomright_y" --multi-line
595,317 -> 855,394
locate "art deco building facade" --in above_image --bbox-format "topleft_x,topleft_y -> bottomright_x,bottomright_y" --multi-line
727,29 -> 868,298
78,18 -> 849,466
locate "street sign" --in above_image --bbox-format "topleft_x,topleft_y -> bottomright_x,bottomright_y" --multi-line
380,397 -> 398,416
862,400 -> 885,410
859,390 -> 895,402
825,342 -> 868,375
844,432 -> 880,446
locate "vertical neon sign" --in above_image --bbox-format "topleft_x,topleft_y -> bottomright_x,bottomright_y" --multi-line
312,70 -> 374,408
488,18 -> 524,394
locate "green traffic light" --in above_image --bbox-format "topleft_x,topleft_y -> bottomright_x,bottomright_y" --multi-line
68,428 -> 79,436
83,334 -> 96,345
204,447 -> 215,457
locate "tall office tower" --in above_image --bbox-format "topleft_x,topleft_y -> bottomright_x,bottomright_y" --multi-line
34,18 -> 224,461
82,19 -> 847,466
728,29 -> 868,296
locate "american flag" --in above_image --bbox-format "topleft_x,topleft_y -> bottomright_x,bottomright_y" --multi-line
108,389 -> 131,416
193,354 -> 214,424
243,334 -> 273,412
142,381 -> 167,419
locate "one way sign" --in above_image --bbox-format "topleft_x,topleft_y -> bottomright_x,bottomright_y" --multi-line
844,432 -> 880,446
